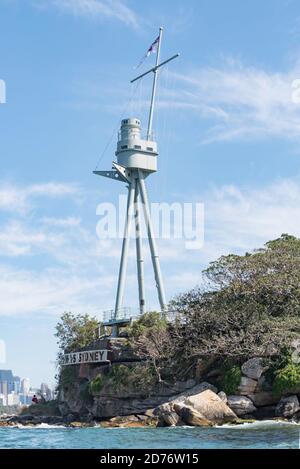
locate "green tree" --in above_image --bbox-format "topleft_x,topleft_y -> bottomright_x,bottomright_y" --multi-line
55,312 -> 99,361
127,312 -> 173,382
169,234 -> 300,366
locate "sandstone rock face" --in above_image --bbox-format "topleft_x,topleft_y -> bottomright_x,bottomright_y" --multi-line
241,358 -> 265,380
60,378 -> 202,420
238,376 -> 258,395
275,396 -> 300,418
174,403 -> 212,427
154,386 -> 237,427
100,415 -> 154,428
155,403 -> 180,426
171,382 -> 218,404
227,395 -> 257,416
184,390 -> 237,424
247,392 -> 278,407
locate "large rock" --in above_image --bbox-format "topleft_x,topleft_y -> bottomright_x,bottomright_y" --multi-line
184,390 -> 237,424
275,396 -> 300,418
241,358 -> 265,380
247,392 -> 278,407
154,385 -> 237,426
238,376 -> 258,395
155,403 -> 180,426
227,395 -> 257,416
166,381 -> 218,407
174,403 -> 212,427
101,415 -> 152,428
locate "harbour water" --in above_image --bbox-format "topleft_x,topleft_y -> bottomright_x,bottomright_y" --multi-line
0,421 -> 299,449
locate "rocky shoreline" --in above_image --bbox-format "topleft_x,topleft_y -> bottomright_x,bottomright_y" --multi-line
56,348 -> 300,426
1,358 -> 300,429
0,412 -> 297,429
2,355 -> 299,429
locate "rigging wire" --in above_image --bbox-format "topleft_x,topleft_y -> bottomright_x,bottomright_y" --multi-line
94,80 -> 141,171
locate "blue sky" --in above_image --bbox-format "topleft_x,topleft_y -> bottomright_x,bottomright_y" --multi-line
1,0 -> 300,387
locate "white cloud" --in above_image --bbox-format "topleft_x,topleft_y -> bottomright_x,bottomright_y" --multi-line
0,221 -> 47,256
204,177 -> 300,257
164,59 -> 300,143
1,178 -> 300,316
35,0 -> 139,28
0,264 -> 114,316
41,216 -> 81,227
0,181 -> 80,214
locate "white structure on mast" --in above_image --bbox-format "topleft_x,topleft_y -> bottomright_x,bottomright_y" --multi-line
94,27 -> 179,333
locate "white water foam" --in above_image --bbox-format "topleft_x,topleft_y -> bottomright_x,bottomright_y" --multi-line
15,423 -> 66,430
218,420 -> 300,429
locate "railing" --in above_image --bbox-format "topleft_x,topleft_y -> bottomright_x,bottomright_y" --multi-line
101,307 -> 140,323
96,308 -> 184,339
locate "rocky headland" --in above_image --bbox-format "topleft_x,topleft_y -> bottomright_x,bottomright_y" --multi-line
2,341 -> 299,429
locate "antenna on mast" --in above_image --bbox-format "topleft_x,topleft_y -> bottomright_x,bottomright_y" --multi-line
131,27 -> 179,140
147,26 -> 163,140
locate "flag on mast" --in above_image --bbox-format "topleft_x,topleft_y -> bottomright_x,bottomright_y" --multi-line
135,36 -> 160,68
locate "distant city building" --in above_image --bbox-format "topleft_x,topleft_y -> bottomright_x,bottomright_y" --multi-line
21,378 -> 30,395
19,393 -> 34,406
0,381 -> 8,397
13,376 -> 21,394
0,393 -> 6,406
0,370 -> 14,395
7,392 -> 20,406
0,370 -> 49,408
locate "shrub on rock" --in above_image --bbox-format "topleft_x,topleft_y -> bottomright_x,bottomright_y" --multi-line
273,363 -> 300,398
222,366 -> 242,395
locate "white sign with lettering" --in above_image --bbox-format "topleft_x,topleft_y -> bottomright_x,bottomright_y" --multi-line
61,349 -> 108,365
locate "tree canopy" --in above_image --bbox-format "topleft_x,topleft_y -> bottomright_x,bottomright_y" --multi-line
55,312 -> 99,362
130,234 -> 300,381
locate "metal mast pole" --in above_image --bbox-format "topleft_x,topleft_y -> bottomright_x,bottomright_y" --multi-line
147,27 -> 163,140
114,179 -> 135,320
137,171 -> 167,312
134,175 -> 145,314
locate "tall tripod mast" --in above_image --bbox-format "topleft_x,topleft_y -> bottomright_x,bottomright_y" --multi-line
94,28 -> 179,334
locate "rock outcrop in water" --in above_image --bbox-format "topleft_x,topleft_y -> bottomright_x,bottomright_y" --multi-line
155,389 -> 238,426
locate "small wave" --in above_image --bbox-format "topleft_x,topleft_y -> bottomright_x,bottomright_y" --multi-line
15,423 -> 66,429
218,420 -> 300,429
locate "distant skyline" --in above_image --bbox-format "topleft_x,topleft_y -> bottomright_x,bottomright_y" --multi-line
1,0 -> 300,386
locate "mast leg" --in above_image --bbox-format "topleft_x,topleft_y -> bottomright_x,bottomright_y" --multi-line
137,171 -> 167,313
134,175 -> 146,315
114,179 -> 135,334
